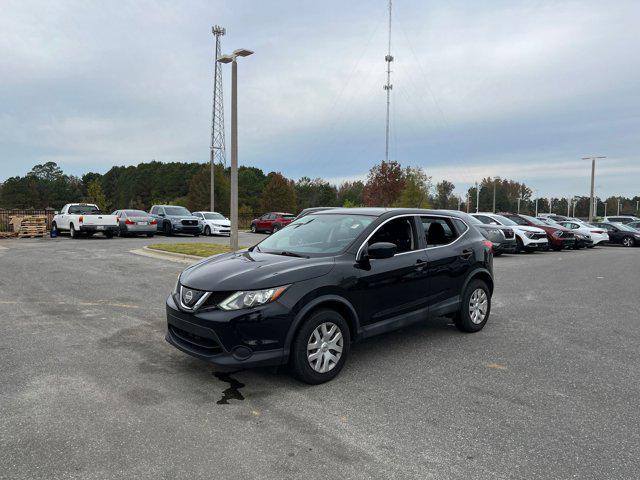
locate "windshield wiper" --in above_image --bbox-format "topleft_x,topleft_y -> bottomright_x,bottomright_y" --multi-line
277,251 -> 309,258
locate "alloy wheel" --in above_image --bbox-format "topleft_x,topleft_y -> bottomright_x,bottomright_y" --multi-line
307,322 -> 343,373
623,237 -> 633,247
469,288 -> 488,324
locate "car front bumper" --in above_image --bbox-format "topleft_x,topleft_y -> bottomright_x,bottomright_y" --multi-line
165,294 -> 289,371
172,225 -> 202,234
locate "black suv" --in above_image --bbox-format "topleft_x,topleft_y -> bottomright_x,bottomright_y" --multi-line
166,208 -> 494,384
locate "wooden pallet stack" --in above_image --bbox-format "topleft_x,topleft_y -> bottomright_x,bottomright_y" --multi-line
9,215 -> 48,238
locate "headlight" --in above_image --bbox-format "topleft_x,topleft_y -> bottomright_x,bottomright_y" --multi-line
524,231 -> 534,238
553,230 -> 563,237
173,274 -> 181,294
219,285 -> 289,311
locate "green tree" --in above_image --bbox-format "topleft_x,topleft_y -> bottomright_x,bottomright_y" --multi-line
295,177 -> 338,209
396,167 -> 432,208
261,172 -> 297,213
434,180 -> 455,209
84,179 -> 107,211
186,164 -> 229,213
238,166 -> 267,212
337,181 -> 364,206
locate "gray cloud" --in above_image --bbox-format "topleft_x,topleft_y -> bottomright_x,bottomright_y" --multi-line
0,0 -> 638,197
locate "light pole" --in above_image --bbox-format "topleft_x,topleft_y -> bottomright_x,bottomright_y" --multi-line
535,198 -> 539,217
492,179 -> 496,213
582,156 -> 606,222
517,197 -> 522,214
617,198 -> 621,215
566,197 -> 570,217
217,48 -> 254,251
475,182 -> 480,213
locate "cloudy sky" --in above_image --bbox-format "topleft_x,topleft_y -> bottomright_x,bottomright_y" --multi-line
1,0 -> 638,197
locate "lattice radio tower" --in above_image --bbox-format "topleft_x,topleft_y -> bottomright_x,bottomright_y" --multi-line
383,0 -> 393,163
210,25 -> 226,212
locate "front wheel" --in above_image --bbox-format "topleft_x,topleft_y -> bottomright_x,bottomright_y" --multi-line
272,225 -> 280,234
105,231 -> 114,239
453,279 -> 491,333
204,226 -> 211,236
163,222 -> 173,236
622,236 -> 635,247
250,224 -> 257,233
290,309 -> 350,384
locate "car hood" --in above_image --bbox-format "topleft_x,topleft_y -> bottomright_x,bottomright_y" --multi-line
179,250 -> 335,291
167,215 -> 200,221
205,219 -> 230,226
512,225 -> 545,233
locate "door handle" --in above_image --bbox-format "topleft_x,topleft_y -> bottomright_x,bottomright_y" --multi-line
415,258 -> 428,271
460,249 -> 473,259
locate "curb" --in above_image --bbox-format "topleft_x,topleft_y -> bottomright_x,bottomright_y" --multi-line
130,246 -> 203,264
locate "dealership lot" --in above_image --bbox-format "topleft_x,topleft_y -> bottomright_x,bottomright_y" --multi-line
1,237 -> 639,479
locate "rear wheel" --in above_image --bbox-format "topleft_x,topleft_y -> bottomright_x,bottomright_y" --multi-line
290,309 -> 350,384
453,279 -> 491,333
105,231 -> 114,239
622,236 -> 635,247
163,222 -> 173,236
70,223 -> 78,239
272,224 -> 280,234
250,224 -> 257,233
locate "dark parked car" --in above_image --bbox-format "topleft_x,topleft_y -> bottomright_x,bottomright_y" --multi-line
500,213 -> 575,251
149,205 -> 201,236
166,208 -> 494,384
250,212 -> 295,234
454,211 -> 517,255
537,217 -> 592,249
112,209 -> 157,237
593,222 -> 640,247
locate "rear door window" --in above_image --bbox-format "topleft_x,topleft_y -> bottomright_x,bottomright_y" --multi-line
368,216 -> 419,254
420,216 -> 459,247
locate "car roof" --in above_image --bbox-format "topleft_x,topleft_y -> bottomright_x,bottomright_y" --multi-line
313,207 -> 471,218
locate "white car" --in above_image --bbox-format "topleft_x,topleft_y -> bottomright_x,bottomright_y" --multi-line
192,211 -> 231,236
52,203 -> 119,238
558,220 -> 609,246
472,212 -> 549,252
603,215 -> 639,224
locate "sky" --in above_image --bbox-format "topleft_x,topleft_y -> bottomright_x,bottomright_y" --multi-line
1,0 -> 639,198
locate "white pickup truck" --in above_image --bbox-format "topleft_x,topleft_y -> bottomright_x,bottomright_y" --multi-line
52,203 -> 119,238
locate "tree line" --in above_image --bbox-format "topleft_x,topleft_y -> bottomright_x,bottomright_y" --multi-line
1,160 -> 638,219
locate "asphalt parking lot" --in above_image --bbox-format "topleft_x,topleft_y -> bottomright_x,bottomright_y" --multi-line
1,235 -> 639,479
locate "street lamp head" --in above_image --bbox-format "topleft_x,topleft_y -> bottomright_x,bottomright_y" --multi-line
233,48 -> 254,57
217,54 -> 234,64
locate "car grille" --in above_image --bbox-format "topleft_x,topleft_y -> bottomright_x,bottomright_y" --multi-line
533,233 -> 547,239
182,220 -> 198,226
503,229 -> 514,239
201,291 -> 234,309
558,231 -> 574,238
169,325 -> 223,355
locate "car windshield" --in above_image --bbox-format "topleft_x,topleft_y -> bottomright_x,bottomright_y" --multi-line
539,218 -> 563,227
256,213 -> 375,256
521,215 -> 547,226
69,205 -> 100,215
492,215 -> 517,226
165,207 -> 191,216
204,213 -> 225,220
124,210 -> 147,216
614,223 -> 638,232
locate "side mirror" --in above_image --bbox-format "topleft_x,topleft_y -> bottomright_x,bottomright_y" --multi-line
366,242 -> 397,260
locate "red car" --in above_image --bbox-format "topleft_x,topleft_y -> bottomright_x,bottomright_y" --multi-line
500,213 -> 575,251
250,212 -> 295,234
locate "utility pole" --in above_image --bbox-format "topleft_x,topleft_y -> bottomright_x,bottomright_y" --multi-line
572,199 -> 577,217
218,48 -> 254,251
466,191 -> 470,213
604,202 -> 607,218
475,182 -> 480,213
582,156 -> 606,222
492,180 -> 496,213
535,198 -> 539,217
549,197 -> 552,214
383,0 -> 393,163
457,195 -> 461,211
517,197 -> 521,214
210,26 -> 226,212
617,198 -> 621,215
567,198 -> 570,217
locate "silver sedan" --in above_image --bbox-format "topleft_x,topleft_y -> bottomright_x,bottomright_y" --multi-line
113,209 -> 157,237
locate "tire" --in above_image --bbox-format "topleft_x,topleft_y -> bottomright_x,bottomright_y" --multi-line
204,226 -> 211,236
105,231 -> 114,239
70,223 -> 78,239
452,279 -> 491,333
290,309 -> 350,385
250,224 -> 257,233
51,222 -> 58,236
163,222 -> 173,236
272,224 -> 280,234
622,236 -> 635,247
515,237 -> 524,253
146,233 -> 154,238
552,246 -> 562,252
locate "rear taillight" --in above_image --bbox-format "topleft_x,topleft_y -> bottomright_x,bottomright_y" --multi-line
125,218 -> 135,225
483,240 -> 493,252
79,215 -> 84,223
150,219 -> 157,225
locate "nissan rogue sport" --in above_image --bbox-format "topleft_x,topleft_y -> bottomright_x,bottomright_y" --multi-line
165,208 -> 494,384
